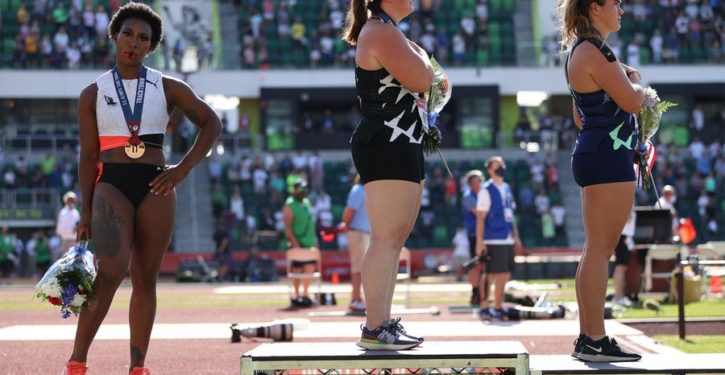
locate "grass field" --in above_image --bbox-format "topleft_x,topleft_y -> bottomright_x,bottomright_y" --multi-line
618,298 -> 725,319
653,335 -> 725,353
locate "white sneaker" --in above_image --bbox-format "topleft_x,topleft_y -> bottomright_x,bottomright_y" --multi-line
615,297 -> 633,307
349,300 -> 367,312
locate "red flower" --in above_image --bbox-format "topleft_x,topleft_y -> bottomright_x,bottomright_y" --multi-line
48,297 -> 62,306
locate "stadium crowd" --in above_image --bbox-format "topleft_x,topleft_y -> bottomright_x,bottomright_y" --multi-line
238,0 -> 516,68
4,1 -> 122,69
542,0 -> 724,66
2,0 -> 722,69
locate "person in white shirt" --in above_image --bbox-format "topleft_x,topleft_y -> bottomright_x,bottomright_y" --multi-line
657,185 -> 679,234
55,191 -> 80,255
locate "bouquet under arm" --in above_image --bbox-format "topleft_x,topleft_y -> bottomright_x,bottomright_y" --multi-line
634,87 -> 677,192
420,57 -> 453,177
35,241 -> 97,318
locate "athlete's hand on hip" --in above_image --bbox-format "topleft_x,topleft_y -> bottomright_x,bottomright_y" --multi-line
149,164 -> 190,196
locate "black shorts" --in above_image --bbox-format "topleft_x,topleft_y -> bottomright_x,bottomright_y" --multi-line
291,260 -> 317,269
98,162 -> 165,208
614,235 -> 631,266
485,244 -> 515,273
571,149 -> 635,187
351,124 -> 425,184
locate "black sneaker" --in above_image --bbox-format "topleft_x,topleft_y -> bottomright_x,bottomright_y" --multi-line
571,334 -> 585,358
386,317 -> 423,343
470,289 -> 480,306
356,322 -> 421,351
578,336 -> 642,362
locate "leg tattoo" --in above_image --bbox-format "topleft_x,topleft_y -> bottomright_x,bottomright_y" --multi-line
92,196 -> 126,257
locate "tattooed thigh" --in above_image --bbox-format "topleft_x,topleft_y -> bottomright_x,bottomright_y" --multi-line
91,195 -> 128,258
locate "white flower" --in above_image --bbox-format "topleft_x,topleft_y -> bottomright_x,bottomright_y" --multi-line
40,278 -> 62,298
71,294 -> 87,307
643,87 -> 659,108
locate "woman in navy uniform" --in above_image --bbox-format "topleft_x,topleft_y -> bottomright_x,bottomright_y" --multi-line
558,0 -> 646,363
343,0 -> 432,350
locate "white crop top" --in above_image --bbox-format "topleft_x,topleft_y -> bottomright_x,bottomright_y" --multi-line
94,67 -> 169,150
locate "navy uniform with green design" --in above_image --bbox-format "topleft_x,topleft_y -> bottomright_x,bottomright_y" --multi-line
566,38 -> 636,187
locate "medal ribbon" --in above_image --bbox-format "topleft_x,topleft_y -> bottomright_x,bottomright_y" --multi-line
111,65 -> 147,145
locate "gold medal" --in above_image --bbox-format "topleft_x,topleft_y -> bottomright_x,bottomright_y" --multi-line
124,141 -> 146,159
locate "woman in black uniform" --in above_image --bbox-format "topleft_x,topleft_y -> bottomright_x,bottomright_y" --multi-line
558,0 -> 646,362
343,0 -> 433,350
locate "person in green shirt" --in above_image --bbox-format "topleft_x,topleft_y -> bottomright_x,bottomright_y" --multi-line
0,226 -> 17,283
34,231 -> 52,275
283,180 -> 319,303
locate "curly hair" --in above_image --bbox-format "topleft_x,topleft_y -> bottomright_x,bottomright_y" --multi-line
108,2 -> 164,52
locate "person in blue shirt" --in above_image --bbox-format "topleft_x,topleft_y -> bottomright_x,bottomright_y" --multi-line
461,169 -> 484,305
475,156 -> 522,320
338,174 -> 370,313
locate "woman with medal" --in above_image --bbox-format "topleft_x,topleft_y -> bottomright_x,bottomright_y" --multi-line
558,0 -> 644,363
65,3 -> 221,374
343,0 -> 433,350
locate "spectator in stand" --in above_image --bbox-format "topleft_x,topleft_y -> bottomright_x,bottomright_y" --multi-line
550,199 -> 566,239
34,231 -> 53,276
211,183 -> 227,220
650,29 -> 664,63
230,186 -> 245,224
0,226 -> 17,284
213,221 -> 231,281
56,191 -> 81,255
534,188 -> 550,215
53,2 -> 69,29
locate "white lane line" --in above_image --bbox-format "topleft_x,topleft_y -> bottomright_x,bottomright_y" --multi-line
0,320 -> 641,341
214,283 -> 472,294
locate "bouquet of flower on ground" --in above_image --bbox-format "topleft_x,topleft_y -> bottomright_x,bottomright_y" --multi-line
635,87 -> 677,190
421,57 -> 453,177
35,241 -> 96,318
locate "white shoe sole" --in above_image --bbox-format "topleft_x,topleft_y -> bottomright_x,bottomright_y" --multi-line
577,353 -> 641,362
356,340 -> 421,351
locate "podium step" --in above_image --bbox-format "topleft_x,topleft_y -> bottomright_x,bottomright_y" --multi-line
529,354 -> 725,374
241,341 -> 529,374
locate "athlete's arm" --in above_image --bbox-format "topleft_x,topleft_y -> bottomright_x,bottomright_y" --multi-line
76,83 -> 100,240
